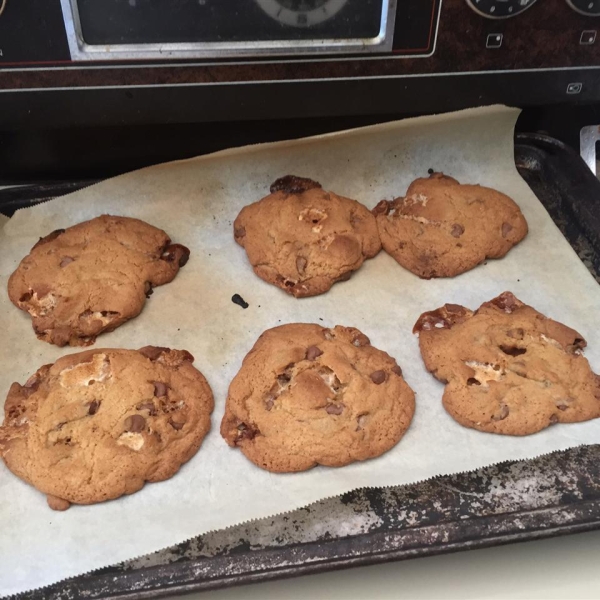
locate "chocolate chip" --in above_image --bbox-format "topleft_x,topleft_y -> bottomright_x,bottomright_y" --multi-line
169,419 -> 184,431
296,256 -> 307,275
60,256 -> 75,268
270,175 -> 322,195
502,222 -> 513,238
124,414 -> 146,432
144,281 -> 154,298
180,350 -> 194,363
445,303 -> 464,314
467,377 -> 481,386
138,346 -> 170,361
306,345 -> 323,361
19,292 -> 33,303
352,333 -> 370,347
153,381 -> 168,397
413,309 -> 453,333
492,404 -> 509,421
87,400 -> 100,415
569,337 -> 586,353
234,226 -> 246,239
556,401 -> 569,411
325,403 -> 344,415
451,224 -> 464,238
33,228 -> 65,250
392,365 -> 403,377
231,294 -> 249,309
491,292 -> 519,313
277,372 -> 292,386
499,345 -> 527,357
236,422 -> 258,441
372,199 -> 391,217
161,243 -> 190,267
370,370 -> 387,385
549,414 -> 559,424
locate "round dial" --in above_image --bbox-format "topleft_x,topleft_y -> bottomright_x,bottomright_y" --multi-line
255,0 -> 348,27
566,0 -> 600,16
465,0 -> 539,19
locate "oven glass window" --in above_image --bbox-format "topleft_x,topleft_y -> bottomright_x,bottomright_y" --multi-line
76,0 -> 384,46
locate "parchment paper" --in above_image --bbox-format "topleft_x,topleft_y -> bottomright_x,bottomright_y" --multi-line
2,106 -> 600,596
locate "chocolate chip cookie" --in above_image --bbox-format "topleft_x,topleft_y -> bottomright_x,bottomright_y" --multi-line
8,215 -> 190,346
414,292 -> 600,435
373,173 -> 528,278
0,346 -> 213,509
220,323 -> 415,472
234,176 -> 381,298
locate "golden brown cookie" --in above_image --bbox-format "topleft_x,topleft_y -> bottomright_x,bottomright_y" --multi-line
414,292 -> 600,435
373,173 -> 528,278
220,323 -> 415,472
8,215 -> 190,346
234,176 -> 381,298
0,346 -> 213,509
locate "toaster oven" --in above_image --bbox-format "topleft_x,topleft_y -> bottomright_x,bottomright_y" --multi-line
2,1 -> 600,598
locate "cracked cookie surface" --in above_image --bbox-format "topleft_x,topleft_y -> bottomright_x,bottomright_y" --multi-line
234,176 -> 381,298
0,346 -> 213,509
220,323 -> 415,472
414,292 -> 600,435
373,173 -> 528,278
8,215 -> 190,346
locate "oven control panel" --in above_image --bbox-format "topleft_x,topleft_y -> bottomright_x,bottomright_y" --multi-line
0,0 -> 598,69
1,0 -> 600,127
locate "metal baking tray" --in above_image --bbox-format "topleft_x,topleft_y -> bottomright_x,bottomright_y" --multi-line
3,133 -> 600,599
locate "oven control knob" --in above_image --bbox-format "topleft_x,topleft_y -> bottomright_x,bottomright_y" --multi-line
465,0 -> 538,19
566,0 -> 600,15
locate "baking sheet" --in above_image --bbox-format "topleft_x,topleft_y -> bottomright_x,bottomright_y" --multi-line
1,106 -> 600,596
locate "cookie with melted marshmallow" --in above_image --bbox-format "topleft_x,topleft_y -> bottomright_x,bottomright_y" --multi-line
373,173 -> 528,278
0,346 -> 213,509
234,176 -> 381,298
220,323 -> 415,472
414,292 -> 600,435
8,215 -> 190,346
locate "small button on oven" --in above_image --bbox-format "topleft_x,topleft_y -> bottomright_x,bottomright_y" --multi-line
580,30 -> 597,44
486,33 -> 503,48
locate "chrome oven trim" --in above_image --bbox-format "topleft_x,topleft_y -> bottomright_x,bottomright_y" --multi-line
60,0 -> 398,61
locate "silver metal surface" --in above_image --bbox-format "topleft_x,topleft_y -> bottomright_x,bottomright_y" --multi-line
60,0 -> 398,61
580,125 -> 600,176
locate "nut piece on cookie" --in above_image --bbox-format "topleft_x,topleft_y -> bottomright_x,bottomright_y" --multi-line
374,173 -> 528,278
8,215 -> 191,346
0,346 -> 213,509
234,176 -> 381,298
414,292 -> 600,435
220,323 -> 415,472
